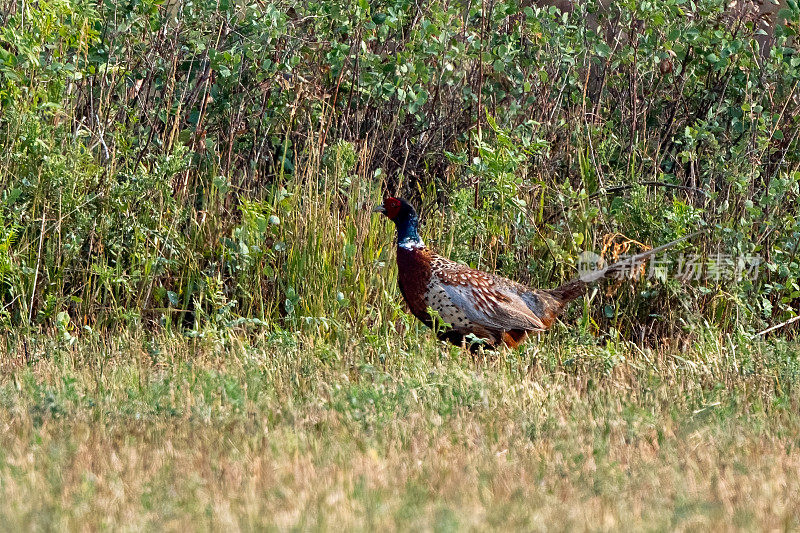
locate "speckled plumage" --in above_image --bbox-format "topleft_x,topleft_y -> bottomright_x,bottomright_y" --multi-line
397,244 -> 567,348
374,197 -> 691,350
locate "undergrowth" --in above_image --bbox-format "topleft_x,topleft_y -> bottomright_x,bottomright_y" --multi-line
1,0 -> 799,342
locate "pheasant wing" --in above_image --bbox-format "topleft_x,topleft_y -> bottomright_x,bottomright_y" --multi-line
433,264 -> 547,332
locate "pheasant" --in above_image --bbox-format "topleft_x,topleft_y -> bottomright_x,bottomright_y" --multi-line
373,197 -> 694,350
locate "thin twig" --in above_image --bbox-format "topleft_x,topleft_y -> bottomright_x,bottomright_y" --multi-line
755,314 -> 800,337
588,181 -> 709,200
28,205 -> 47,323
544,181 -> 709,224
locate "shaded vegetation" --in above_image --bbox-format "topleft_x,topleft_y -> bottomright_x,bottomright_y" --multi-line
1,0 -> 799,341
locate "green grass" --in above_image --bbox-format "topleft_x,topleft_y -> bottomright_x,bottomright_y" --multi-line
1,330 -> 798,530
2,0 -> 800,528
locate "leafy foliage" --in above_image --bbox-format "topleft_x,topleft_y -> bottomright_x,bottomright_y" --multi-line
1,0 -> 800,340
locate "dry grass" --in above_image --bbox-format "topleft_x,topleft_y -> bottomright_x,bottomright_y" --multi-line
0,331 -> 798,530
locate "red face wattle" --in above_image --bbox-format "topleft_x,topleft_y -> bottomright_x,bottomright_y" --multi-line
382,197 -> 402,219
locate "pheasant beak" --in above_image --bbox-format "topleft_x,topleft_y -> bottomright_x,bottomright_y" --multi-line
372,205 -> 386,214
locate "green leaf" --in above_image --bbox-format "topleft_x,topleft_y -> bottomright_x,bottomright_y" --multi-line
167,291 -> 179,306
595,42 -> 612,58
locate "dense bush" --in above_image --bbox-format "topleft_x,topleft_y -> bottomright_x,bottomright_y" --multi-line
1,0 -> 800,342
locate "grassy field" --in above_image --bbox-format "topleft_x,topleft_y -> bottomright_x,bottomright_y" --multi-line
1,330 -> 798,530
2,0 -> 800,529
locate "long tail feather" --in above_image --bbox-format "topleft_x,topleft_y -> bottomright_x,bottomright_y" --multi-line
548,230 -> 705,303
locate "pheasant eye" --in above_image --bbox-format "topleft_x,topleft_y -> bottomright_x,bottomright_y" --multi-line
384,197 -> 402,218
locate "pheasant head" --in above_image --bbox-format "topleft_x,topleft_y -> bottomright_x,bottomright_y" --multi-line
373,197 -> 425,249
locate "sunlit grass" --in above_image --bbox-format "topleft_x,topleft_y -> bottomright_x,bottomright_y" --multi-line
1,331 -> 798,529
1,1 -> 800,528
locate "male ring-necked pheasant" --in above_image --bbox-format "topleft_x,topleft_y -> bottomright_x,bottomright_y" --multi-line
374,197 -> 692,350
